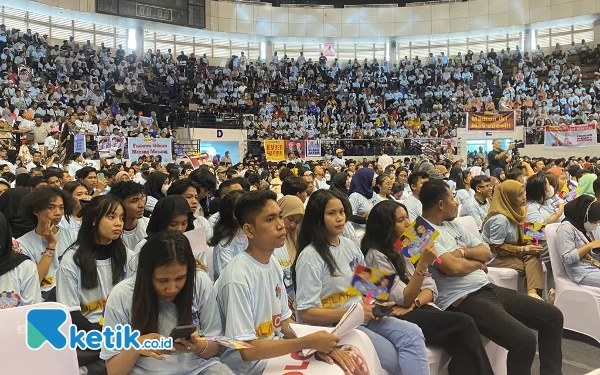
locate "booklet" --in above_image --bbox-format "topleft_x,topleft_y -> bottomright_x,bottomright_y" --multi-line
523,222 -> 547,242
289,302 -> 364,356
393,216 -> 439,263
184,226 -> 208,262
349,265 -> 395,301
202,336 -> 254,349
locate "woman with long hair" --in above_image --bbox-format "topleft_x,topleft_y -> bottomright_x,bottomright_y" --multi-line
60,181 -> 90,231
56,195 -> 132,371
17,187 -> 76,300
329,171 -> 350,197
100,230 -> 233,375
293,189 -> 429,375
525,172 -> 564,224
0,212 -> 41,309
454,170 -> 473,205
167,178 -> 211,238
144,172 -> 169,217
209,190 -> 247,280
362,201 -> 493,375
273,195 -> 304,294
482,180 -> 545,299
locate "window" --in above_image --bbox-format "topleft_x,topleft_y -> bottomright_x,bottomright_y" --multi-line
212,39 -> 231,58
374,43 -> 386,61
535,29 -> 550,49
248,42 -> 260,60
337,44 -> 355,62
302,43 -> 321,60
488,34 -> 508,53
195,38 -> 212,56
397,41 -> 410,60
448,38 -> 467,57
116,28 -> 128,51
4,7 -> 27,32
410,40 -> 429,60
429,39 -> 449,57
74,21 -> 94,46
468,36 -> 487,56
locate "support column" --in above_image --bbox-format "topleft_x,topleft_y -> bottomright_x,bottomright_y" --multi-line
594,20 -> 600,45
264,40 -> 273,63
524,28 -> 532,55
389,40 -> 397,66
135,27 -> 144,57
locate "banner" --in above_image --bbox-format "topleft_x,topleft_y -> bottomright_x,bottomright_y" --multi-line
264,140 -> 285,161
544,124 -> 597,148
306,139 -> 321,157
323,43 -> 335,57
96,136 -> 127,159
74,133 -> 86,153
285,140 -> 306,159
128,137 -> 173,162
467,111 -> 515,131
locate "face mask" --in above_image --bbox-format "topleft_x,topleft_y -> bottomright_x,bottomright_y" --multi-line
545,185 -> 554,199
325,173 -> 331,182
161,183 -> 170,195
584,222 -> 600,240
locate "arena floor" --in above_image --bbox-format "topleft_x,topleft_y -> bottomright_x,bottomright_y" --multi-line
533,331 -> 600,374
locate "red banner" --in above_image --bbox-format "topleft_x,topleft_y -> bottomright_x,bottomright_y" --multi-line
467,111 -> 515,131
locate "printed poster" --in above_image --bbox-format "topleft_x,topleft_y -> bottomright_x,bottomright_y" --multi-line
523,222 -> 547,242
394,216 -> 439,264
128,137 -> 173,162
96,135 -> 127,159
467,111 -> 515,131
323,43 -> 335,57
544,124 -> 597,148
264,140 -> 285,161
284,140 -> 306,159
349,265 -> 395,301
306,139 -> 321,157
74,133 -> 86,153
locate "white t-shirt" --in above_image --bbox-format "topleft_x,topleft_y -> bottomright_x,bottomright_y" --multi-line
17,227 -> 77,292
101,270 -> 223,374
121,217 -> 149,252
212,228 -> 249,280
217,251 -> 292,375
0,260 -> 42,309
56,247 -> 136,324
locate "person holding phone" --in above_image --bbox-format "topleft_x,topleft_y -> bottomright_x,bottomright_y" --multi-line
362,201 -> 493,375
101,230 -> 234,375
17,187 -> 76,301
482,180 -> 545,300
293,189 -> 429,375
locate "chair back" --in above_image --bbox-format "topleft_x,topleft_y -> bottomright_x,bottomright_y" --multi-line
454,216 -> 482,240
0,302 -> 79,374
546,222 -> 569,279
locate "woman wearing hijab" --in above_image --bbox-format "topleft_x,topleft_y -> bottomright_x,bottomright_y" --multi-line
114,171 -> 130,182
0,212 -> 42,309
556,195 -> 600,287
577,173 -> 597,198
143,172 -> 169,217
481,180 -> 546,299
492,167 -> 506,182
348,167 -> 376,217
274,195 -> 305,295
329,171 -> 349,197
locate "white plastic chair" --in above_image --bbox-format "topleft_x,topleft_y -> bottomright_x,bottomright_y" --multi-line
0,302 -> 79,374
546,223 -> 600,344
427,346 -> 451,375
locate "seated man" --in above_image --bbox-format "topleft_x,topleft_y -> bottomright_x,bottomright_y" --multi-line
216,190 -> 354,375
420,179 -> 564,375
459,175 -> 491,230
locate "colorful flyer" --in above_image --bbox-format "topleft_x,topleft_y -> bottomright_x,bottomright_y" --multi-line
393,216 -> 439,263
349,265 -> 395,301
523,222 -> 547,242
203,336 -> 254,349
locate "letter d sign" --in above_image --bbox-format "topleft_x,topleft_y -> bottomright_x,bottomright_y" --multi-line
216,129 -> 223,138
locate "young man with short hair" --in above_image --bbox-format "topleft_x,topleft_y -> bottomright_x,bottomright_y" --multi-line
108,181 -> 148,251
459,175 -> 492,229
217,190 -> 354,375
403,171 -> 429,222
420,179 -> 564,375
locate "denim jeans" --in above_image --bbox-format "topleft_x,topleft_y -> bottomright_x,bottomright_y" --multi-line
357,316 -> 430,375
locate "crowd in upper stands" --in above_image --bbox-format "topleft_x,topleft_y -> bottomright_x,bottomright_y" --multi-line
3,20 -> 600,375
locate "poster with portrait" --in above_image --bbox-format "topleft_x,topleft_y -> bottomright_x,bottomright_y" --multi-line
394,216 -> 439,264
306,139 -> 321,157
284,140 -> 306,159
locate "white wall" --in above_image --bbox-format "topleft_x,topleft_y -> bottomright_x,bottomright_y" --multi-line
190,128 -> 247,158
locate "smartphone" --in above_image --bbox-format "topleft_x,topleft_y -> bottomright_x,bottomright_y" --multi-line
169,324 -> 197,340
372,304 -> 394,318
97,173 -> 105,181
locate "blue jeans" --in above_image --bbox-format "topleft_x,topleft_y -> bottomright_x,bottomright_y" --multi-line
357,317 -> 429,375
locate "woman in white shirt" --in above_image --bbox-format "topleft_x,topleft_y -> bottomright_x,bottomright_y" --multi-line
371,173 -> 393,205
0,212 -> 41,309
59,181 -> 90,232
144,172 -> 169,217
101,230 -> 233,375
348,168 -> 376,218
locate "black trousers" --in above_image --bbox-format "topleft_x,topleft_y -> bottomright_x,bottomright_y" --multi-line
448,283 -> 563,375
401,305 -> 494,375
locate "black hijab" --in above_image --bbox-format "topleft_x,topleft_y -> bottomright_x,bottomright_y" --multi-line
144,172 -> 168,200
0,212 -> 29,277
330,172 -> 349,197
146,195 -> 195,236
563,195 -> 600,241
0,188 -> 35,238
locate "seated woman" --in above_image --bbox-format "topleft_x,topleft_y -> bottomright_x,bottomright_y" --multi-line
0,212 -> 41,309
167,178 -> 212,239
371,173 -> 393,205
273,195 -> 304,297
18,187 -> 76,301
59,181 -> 90,232
525,172 -> 564,224
556,195 -> 600,287
348,168 -> 375,219
454,170 -> 474,205
362,201 -> 493,375
482,180 -> 545,299
144,172 -> 169,217
293,189 -> 429,375
100,230 -> 234,375
56,196 -> 135,373
209,190 -> 248,280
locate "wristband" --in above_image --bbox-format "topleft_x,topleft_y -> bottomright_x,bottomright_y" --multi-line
414,268 -> 431,277
42,249 -> 55,257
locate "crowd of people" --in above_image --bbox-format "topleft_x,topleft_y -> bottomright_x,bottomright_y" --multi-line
2,20 -> 600,375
